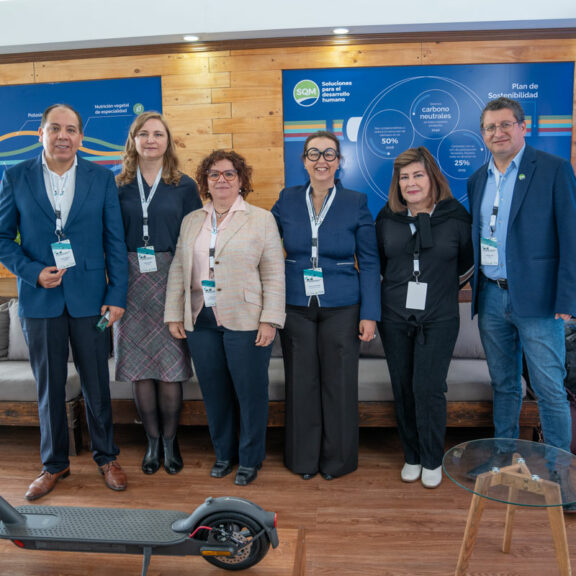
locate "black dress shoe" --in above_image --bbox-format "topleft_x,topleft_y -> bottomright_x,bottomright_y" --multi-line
211,460 -> 235,478
302,473 -> 317,480
234,464 -> 261,486
162,435 -> 183,475
322,473 -> 335,480
142,436 -> 161,475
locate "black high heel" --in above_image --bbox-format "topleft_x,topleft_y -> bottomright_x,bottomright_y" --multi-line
163,435 -> 183,475
141,436 -> 161,475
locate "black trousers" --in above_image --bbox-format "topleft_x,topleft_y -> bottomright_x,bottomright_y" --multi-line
280,302 -> 360,477
379,318 -> 459,469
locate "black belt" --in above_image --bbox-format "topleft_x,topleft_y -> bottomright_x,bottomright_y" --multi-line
484,276 -> 508,290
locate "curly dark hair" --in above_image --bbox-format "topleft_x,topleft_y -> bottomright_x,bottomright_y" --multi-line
195,149 -> 254,200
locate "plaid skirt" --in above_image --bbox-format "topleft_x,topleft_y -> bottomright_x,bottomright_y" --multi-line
113,252 -> 192,383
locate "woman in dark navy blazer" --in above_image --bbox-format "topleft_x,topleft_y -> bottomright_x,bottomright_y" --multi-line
272,130 -> 380,480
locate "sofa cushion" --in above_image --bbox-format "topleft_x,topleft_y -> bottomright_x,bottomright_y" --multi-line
360,330 -> 385,358
7,299 -> 29,360
0,360 -> 82,402
0,300 -> 10,359
453,302 -> 486,359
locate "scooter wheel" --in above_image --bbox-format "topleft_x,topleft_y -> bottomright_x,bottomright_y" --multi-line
198,512 -> 270,570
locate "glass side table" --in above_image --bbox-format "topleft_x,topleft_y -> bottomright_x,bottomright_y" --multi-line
443,438 -> 576,576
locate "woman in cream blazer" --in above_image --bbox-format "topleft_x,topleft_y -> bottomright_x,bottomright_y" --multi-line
165,149 -> 285,486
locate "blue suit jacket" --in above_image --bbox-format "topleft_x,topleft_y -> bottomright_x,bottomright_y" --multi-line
0,155 -> 128,318
272,180 -> 381,321
468,145 -> 576,318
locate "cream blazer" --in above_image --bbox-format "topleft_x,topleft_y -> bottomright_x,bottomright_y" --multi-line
164,202 -> 286,332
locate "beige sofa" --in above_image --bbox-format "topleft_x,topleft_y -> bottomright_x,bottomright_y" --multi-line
0,297 -> 540,455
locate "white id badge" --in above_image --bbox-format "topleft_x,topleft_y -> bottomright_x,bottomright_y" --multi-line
201,280 -> 217,307
480,237 -> 499,266
303,268 -> 325,296
406,281 -> 427,310
137,246 -> 158,273
51,239 -> 76,269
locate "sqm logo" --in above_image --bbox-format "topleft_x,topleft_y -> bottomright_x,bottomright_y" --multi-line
293,80 -> 320,107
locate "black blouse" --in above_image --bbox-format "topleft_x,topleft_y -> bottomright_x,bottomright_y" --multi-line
375,198 -> 473,323
118,173 -> 201,253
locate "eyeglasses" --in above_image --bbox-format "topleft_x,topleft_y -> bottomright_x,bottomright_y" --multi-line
304,147 -> 339,162
206,170 -> 238,182
481,121 -> 519,135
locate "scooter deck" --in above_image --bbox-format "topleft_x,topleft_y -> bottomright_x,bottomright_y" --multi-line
0,505 -> 190,546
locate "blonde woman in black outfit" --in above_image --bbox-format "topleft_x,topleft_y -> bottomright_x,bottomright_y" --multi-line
375,147 -> 473,489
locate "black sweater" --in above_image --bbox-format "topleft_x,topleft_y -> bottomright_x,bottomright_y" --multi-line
375,198 -> 473,324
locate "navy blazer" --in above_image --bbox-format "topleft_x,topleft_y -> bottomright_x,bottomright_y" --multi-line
468,145 -> 576,318
0,155 -> 128,318
272,180 -> 381,321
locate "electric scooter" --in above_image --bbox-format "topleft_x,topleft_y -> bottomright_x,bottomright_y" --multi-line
0,494 -> 278,575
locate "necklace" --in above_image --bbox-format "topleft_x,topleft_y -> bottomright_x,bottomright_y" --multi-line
214,208 -> 230,219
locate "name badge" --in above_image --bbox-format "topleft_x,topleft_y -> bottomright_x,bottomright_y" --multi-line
303,268 -> 325,296
406,281 -> 427,310
202,279 -> 217,307
51,239 -> 76,269
137,246 -> 158,273
480,237 -> 499,266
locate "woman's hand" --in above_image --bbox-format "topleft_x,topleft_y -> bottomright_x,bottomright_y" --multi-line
255,323 -> 277,347
168,321 -> 187,339
358,319 -> 377,342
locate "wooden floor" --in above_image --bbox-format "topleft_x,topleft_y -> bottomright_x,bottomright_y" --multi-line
1,424 -> 575,575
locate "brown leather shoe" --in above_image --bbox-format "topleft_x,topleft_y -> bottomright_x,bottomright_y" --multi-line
98,461 -> 127,491
25,468 -> 70,501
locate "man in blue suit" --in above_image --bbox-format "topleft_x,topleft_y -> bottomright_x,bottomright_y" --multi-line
468,97 -> 576,456
0,104 -> 129,500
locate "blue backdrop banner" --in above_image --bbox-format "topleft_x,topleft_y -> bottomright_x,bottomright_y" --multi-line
283,63 -> 574,214
0,77 -> 162,180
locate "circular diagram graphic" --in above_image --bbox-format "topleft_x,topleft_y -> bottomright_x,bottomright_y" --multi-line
364,110 -> 414,159
410,89 -> 460,140
357,76 -> 488,203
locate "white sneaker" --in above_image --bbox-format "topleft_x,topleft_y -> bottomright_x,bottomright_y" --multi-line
421,466 -> 443,488
401,463 -> 422,482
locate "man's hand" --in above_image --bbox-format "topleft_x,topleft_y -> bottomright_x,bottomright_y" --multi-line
38,266 -> 66,288
100,305 -> 125,327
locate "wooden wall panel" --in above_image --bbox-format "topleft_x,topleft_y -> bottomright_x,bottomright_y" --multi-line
229,70 -> 282,88
0,63 -> 34,84
34,52 -> 227,83
422,39 -> 576,65
209,43 -> 422,73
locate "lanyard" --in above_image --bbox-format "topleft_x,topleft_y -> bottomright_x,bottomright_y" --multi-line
136,166 -> 163,246
209,208 -> 221,278
489,172 -> 504,238
305,185 -> 337,267
49,170 -> 71,239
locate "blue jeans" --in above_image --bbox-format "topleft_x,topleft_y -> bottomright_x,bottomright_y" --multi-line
478,277 -> 571,451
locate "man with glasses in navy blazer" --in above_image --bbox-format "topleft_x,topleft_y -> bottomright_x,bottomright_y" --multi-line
468,97 -> 576,464
0,104 -> 129,500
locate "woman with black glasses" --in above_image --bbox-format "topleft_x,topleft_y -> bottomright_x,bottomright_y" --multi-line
272,130 -> 380,480
164,149 -> 285,486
